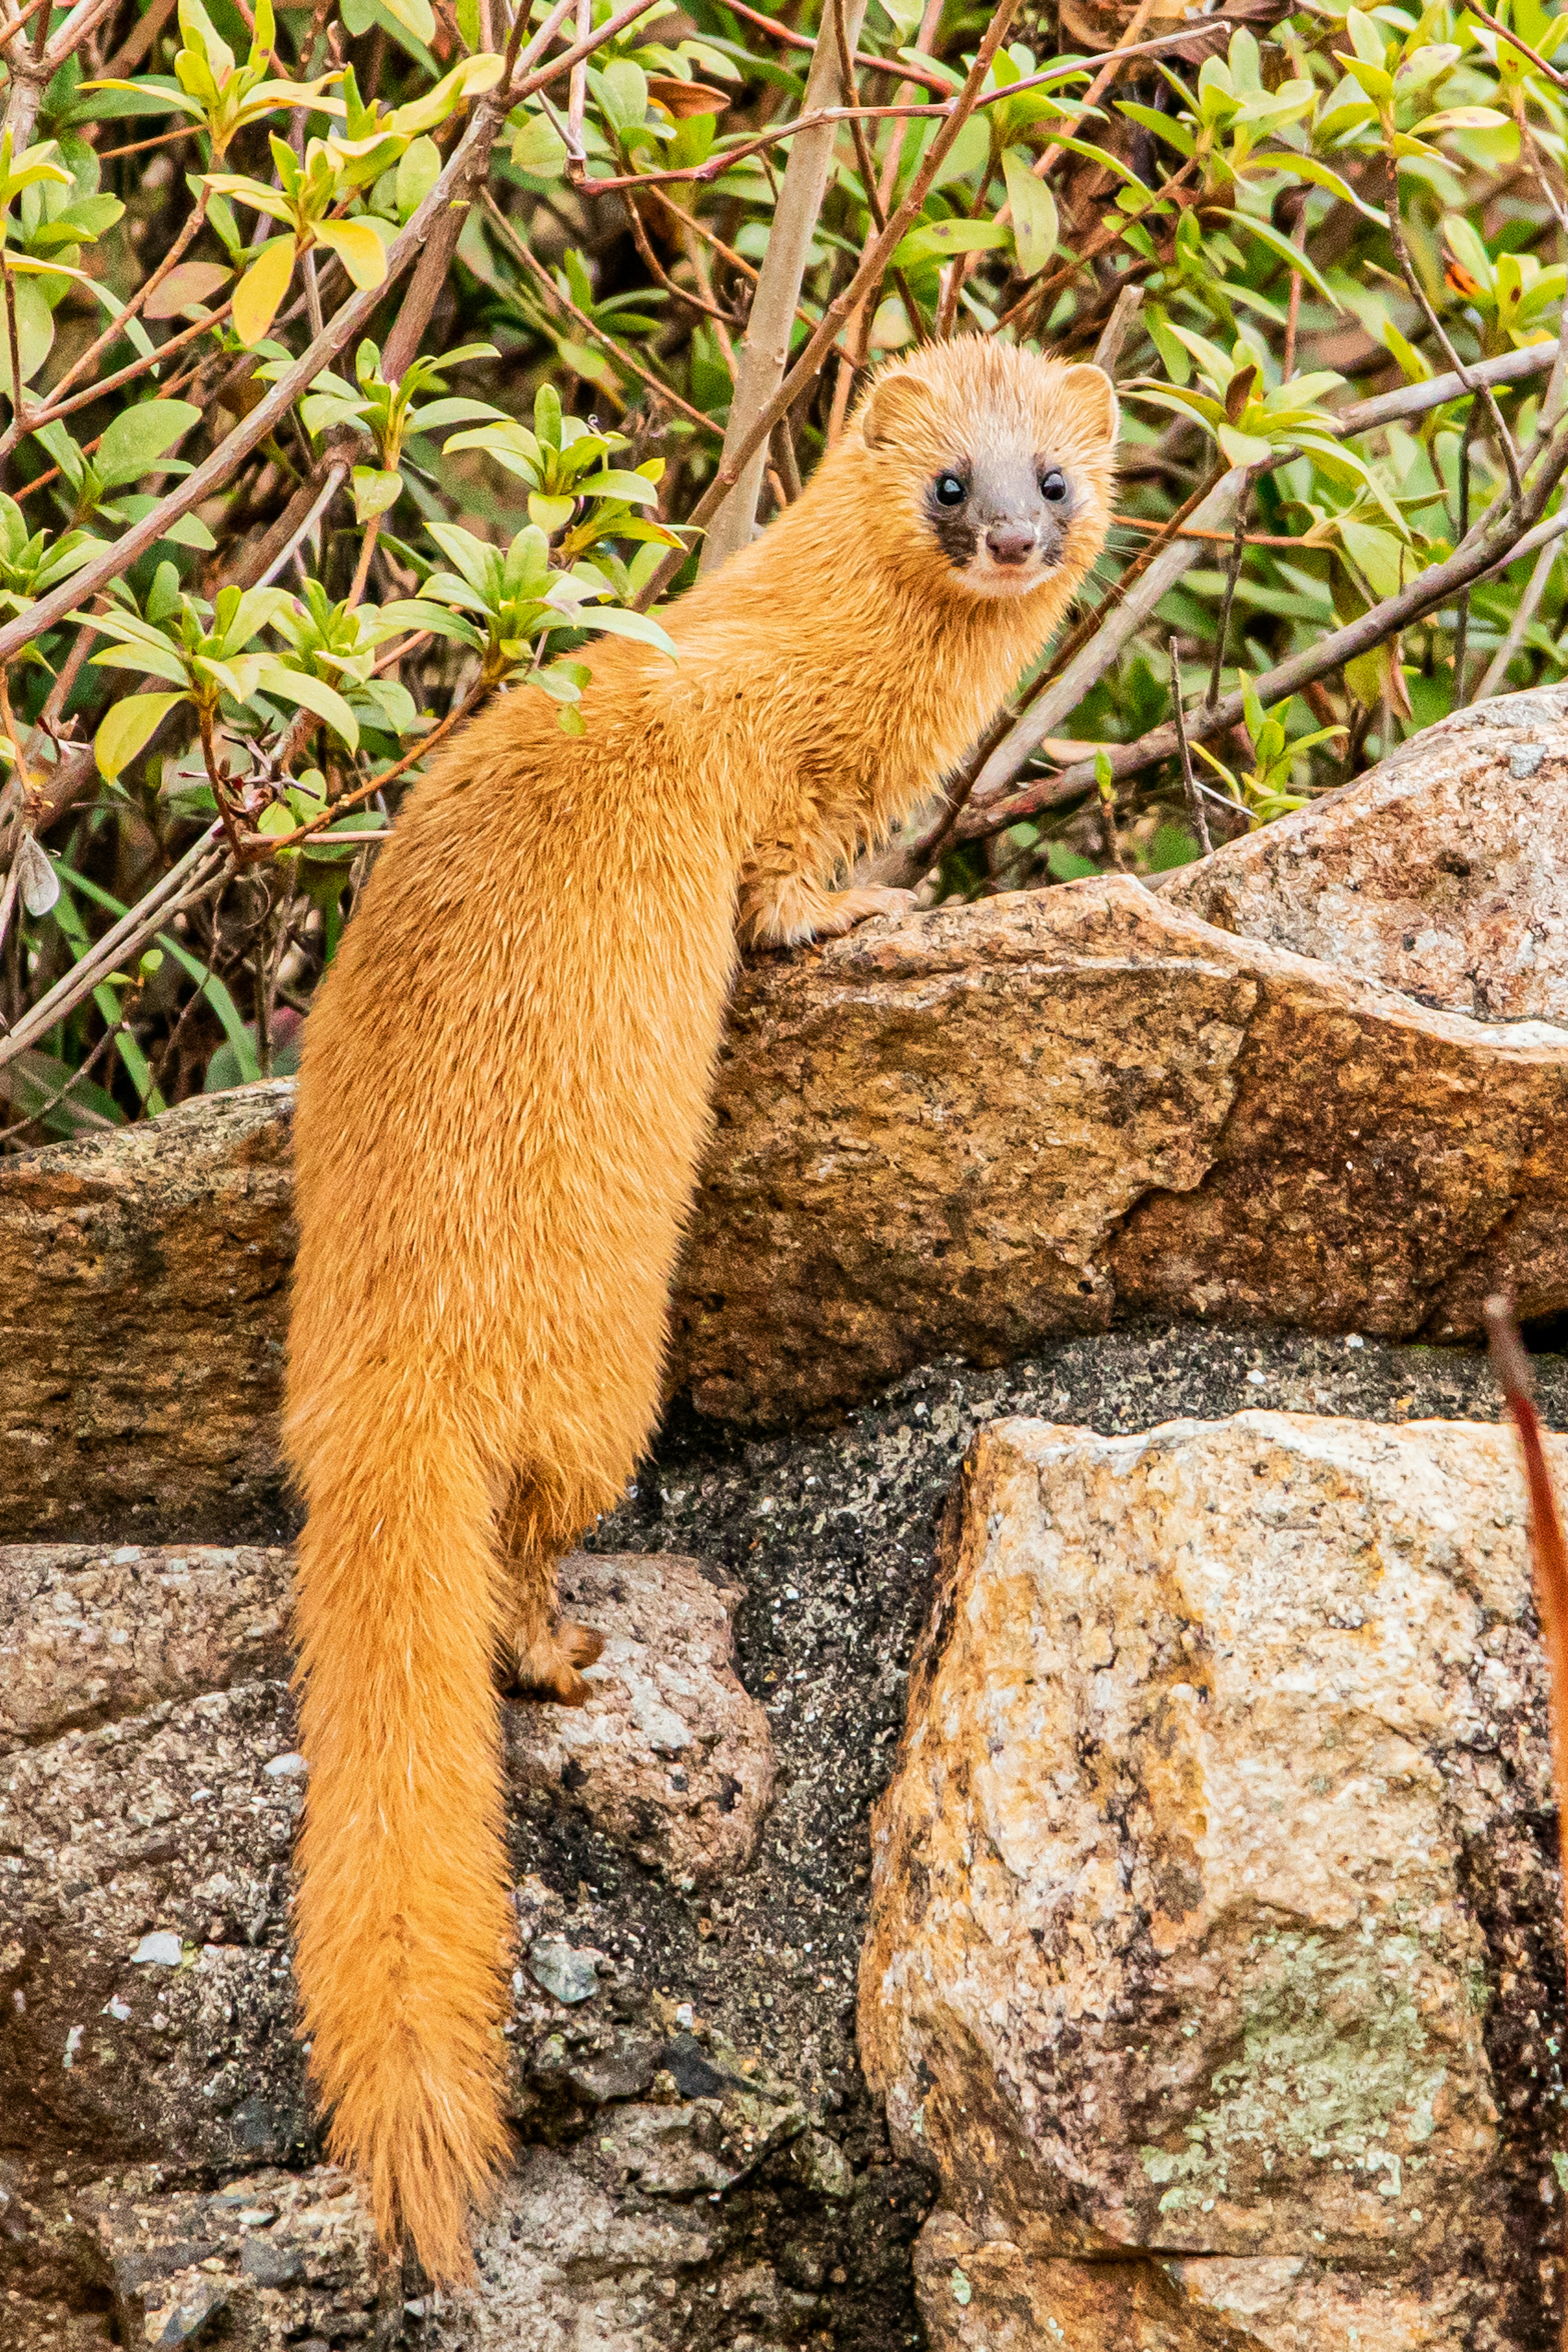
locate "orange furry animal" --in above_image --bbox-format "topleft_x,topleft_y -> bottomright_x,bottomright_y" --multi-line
285,338 -> 1118,2278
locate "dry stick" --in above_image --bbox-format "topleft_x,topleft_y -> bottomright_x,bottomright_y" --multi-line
1091,279 -> 1144,376
1474,527 -> 1559,700
481,191 -> 722,436
637,0 -> 1025,607
1205,463 -> 1256,711
1168,633 -> 1211,856
1281,202 -> 1307,381
1474,305 -> 1568,704
0,0 -> 58,60
957,425 -> 1568,843
1483,1294 -> 1568,1917
0,824 -> 225,1070
698,0 -> 870,575
625,189 -> 741,330
31,303 -> 231,432
826,0 -> 944,440
11,193 -> 214,450
943,0 -> 1158,338
1451,398 -> 1479,707
100,0 -> 178,77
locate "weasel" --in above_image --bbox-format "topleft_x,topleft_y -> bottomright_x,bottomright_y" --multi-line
284,337 -> 1118,2278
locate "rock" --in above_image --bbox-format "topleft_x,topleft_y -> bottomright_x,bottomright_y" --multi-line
0,1084 -> 295,1541
508,1552 -> 774,1886
2,1544 -> 770,2178
8,874 -> 1568,1532
0,1541 -> 291,1750
527,1939 -> 599,2005
7,1335 -> 1568,2347
859,1409 -> 1568,2350
78,2165 -> 385,2350
1160,685 -> 1568,1021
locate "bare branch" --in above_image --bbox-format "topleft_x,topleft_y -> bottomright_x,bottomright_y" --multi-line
698,0 -> 869,575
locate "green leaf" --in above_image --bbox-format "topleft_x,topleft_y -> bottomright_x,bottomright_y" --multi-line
1230,214 -> 1343,312
574,604 -> 677,655
232,234 -> 295,346
352,464 -> 403,522
315,216 -> 390,290
394,134 -> 441,218
91,639 -> 192,687
374,0 -> 436,47
1217,423 -> 1273,466
94,396 -> 202,488
891,216 -> 1010,269
599,58 -> 649,132
1001,147 -> 1058,279
0,274 -> 54,391
94,690 -> 187,780
512,110 -> 567,175
256,662 -> 361,749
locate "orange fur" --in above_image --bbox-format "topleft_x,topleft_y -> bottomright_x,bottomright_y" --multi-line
284,339 -> 1118,2279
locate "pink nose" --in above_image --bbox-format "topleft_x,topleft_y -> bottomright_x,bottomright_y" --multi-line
985,523 -> 1036,565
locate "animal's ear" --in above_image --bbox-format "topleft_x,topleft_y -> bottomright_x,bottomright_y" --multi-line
860,370 -> 931,450
1060,361 -> 1120,444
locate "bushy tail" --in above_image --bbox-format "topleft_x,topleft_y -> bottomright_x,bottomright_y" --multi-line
290,1392 -> 510,2282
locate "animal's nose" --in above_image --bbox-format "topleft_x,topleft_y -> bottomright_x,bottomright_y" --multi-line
984,522 -> 1036,565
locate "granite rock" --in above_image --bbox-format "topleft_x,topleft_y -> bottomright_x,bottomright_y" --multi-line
508,1552 -> 774,1888
6,881 -> 1568,1535
1160,685 -> 1568,1022
859,1410 -> 1568,2350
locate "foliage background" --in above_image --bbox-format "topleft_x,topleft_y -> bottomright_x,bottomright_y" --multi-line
0,0 -> 1562,1139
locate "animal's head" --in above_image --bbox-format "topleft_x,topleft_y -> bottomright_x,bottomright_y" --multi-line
853,341 -> 1118,603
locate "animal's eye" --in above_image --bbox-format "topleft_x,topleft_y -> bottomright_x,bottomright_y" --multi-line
934,473 -> 967,508
1040,468 -> 1068,503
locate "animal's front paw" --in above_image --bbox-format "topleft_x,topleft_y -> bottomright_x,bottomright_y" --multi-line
815,885 -> 918,937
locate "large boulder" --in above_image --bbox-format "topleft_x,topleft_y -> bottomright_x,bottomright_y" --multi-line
5,875 -> 1568,1538
5,1331 -> 1568,2347
1160,685 -> 1568,1020
858,1409 -> 1567,2350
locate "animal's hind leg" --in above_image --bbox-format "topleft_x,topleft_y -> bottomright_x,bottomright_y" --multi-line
495,1479 -> 606,1707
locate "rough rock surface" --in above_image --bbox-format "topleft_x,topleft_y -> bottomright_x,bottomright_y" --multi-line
11,1328 -> 1563,2348
1160,687 -> 1568,1021
6,877 -> 1568,1534
508,1550 -> 775,1886
859,1411 -> 1568,2350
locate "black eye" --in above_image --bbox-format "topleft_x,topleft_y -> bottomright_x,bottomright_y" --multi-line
1040,468 -> 1068,503
934,473 -> 967,507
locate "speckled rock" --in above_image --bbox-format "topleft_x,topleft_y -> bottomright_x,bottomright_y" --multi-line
1160,685 -> 1568,1022
7,881 -> 1568,1534
0,1081 -> 295,1541
0,1541 -> 290,1748
0,1545 -> 772,2177
859,1411 -> 1568,2351
508,1552 -> 774,1887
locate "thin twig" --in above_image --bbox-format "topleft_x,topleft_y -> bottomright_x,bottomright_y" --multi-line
637,0 -> 1025,606
1383,148 -> 1522,509
481,189 -> 722,436
1206,466 -> 1254,710
1168,635 -> 1212,856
